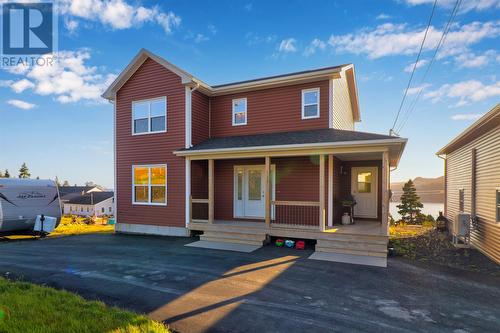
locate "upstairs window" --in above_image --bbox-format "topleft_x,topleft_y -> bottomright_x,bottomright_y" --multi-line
232,98 -> 247,126
132,97 -> 166,134
133,165 -> 167,205
302,88 -> 320,119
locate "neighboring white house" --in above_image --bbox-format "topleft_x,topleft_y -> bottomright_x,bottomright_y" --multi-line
64,191 -> 114,217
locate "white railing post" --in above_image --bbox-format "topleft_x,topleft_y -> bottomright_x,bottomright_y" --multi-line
208,159 -> 214,224
264,156 -> 271,227
382,151 -> 389,236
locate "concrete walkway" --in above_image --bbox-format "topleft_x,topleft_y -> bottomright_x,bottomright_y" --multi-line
0,234 -> 499,333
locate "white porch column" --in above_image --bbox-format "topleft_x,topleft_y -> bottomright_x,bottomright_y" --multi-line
264,156 -> 271,227
208,159 -> 214,224
319,154 -> 326,232
327,154 -> 334,227
185,158 -> 191,227
381,151 -> 389,236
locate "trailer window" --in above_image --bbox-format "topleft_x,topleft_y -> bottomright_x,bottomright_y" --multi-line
133,165 -> 167,205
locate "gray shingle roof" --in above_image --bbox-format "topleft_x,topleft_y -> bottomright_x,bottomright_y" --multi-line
66,191 -> 114,205
182,128 -> 398,151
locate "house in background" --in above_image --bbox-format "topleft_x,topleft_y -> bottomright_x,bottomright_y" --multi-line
437,103 -> 500,264
59,185 -> 105,205
63,191 -> 114,217
102,49 -> 407,267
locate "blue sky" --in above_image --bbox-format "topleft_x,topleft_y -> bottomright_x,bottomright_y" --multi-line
0,0 -> 499,188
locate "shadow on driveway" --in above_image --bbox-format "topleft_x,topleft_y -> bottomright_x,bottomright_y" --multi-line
0,233 -> 499,333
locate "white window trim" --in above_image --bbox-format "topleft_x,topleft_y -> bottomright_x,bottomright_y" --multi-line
132,164 -> 167,206
232,98 -> 247,126
301,88 -> 320,120
132,96 -> 167,135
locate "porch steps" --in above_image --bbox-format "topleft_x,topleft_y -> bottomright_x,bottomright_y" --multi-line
200,230 -> 268,246
315,235 -> 388,258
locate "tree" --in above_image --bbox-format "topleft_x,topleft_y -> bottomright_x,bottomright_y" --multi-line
4,169 -> 10,178
63,180 -> 70,186
0,170 -> 3,178
18,163 -> 31,179
397,179 -> 423,224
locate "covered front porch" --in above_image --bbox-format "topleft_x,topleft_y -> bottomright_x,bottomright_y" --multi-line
174,129 -> 406,266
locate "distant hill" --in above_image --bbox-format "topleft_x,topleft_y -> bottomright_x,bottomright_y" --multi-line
391,176 -> 444,203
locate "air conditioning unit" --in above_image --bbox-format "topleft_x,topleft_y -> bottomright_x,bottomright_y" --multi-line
454,213 -> 470,237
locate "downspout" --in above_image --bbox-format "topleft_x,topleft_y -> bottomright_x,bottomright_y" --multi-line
437,154 -> 447,217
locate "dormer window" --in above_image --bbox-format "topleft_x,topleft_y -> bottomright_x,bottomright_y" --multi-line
132,97 -> 166,134
302,88 -> 320,119
232,98 -> 247,126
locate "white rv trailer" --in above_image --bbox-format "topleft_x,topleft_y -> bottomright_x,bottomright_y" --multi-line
0,179 -> 61,236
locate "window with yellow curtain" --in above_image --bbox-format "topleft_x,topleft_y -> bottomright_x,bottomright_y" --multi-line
133,165 -> 167,205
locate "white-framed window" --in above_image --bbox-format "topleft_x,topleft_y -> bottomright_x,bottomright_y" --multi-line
132,97 -> 167,135
301,88 -> 320,119
132,164 -> 167,205
496,189 -> 500,223
232,98 -> 247,126
101,207 -> 105,213
109,206 -> 112,212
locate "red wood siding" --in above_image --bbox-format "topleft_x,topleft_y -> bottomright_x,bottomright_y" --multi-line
116,58 -> 186,227
212,156 -> 328,223
192,90 -> 210,145
209,80 -> 330,137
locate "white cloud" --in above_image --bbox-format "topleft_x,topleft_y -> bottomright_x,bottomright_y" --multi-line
194,33 -> 209,43
7,99 -> 36,110
58,0 -> 181,34
278,38 -> 297,53
404,59 -> 428,72
424,80 -> 500,106
303,38 -> 327,56
6,49 -> 116,104
328,21 -> 500,60
454,50 -> 498,68
11,79 -> 35,93
64,18 -> 79,33
451,113 -> 484,120
400,0 -> 500,12
0,80 -> 13,87
407,83 -> 431,95
376,13 -> 391,20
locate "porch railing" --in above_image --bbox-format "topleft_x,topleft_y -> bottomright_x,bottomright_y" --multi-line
271,200 -> 320,228
190,197 -> 209,222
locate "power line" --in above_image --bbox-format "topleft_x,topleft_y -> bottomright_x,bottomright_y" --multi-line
395,0 -> 462,134
390,0 -> 438,136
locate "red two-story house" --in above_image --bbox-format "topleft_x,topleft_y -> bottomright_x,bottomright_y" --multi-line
103,49 -> 406,267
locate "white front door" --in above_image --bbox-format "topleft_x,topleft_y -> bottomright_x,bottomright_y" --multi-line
351,166 -> 378,219
234,165 -> 275,218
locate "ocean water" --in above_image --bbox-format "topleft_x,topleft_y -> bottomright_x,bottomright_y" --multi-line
390,202 -> 444,220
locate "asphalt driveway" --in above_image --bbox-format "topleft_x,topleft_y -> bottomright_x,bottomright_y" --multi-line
0,234 -> 499,333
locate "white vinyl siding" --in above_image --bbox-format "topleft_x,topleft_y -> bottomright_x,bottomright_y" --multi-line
446,126 -> 500,263
332,75 -> 355,130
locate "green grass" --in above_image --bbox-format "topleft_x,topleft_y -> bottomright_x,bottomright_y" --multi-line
0,278 -> 170,333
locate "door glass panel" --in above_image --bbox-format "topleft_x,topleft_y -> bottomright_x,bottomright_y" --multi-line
237,170 -> 243,200
248,170 -> 261,201
357,172 -> 372,193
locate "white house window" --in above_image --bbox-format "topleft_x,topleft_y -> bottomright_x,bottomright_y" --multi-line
101,207 -> 105,213
132,97 -> 166,134
302,88 -> 320,119
109,207 -> 112,212
496,190 -> 500,223
232,98 -> 247,126
133,165 -> 167,205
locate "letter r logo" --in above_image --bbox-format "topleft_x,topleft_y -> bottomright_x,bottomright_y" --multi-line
2,2 -> 53,55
